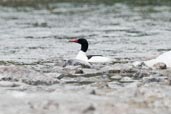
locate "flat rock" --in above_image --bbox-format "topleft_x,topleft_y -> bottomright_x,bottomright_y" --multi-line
110,75 -> 122,80
120,77 -> 135,83
0,81 -> 20,87
0,65 -> 60,85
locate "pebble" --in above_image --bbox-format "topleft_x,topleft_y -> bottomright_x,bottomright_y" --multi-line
0,81 -> 20,87
153,62 -> 167,69
83,105 -> 96,114
90,89 -> 96,95
110,75 -> 122,80
75,69 -> 84,74
120,77 -> 134,83
143,75 -> 168,83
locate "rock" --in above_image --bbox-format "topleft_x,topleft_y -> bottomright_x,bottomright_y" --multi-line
101,66 -> 121,73
110,75 -> 122,81
168,79 -> 171,85
132,61 -> 146,67
142,75 -> 168,83
120,77 -> 134,83
90,90 -> 96,95
133,69 -> 150,79
28,100 -> 59,111
0,81 -> 20,87
153,62 -> 167,69
0,65 -> 60,85
83,105 -> 96,114
75,69 -> 84,74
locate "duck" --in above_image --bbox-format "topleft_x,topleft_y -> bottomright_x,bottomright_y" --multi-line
69,38 -> 112,63
133,51 -> 171,68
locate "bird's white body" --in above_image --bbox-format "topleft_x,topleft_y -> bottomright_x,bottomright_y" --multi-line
88,56 -> 112,63
76,51 -> 111,63
76,51 -> 88,62
133,51 -> 171,68
145,51 -> 171,67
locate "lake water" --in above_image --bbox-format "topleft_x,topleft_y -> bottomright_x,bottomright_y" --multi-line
0,3 -> 171,64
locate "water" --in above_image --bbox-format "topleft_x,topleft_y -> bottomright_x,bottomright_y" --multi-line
0,3 -> 171,64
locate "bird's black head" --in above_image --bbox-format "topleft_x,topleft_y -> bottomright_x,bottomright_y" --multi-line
69,38 -> 88,52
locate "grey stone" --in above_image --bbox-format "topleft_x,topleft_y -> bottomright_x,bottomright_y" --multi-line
153,62 -> 167,69
110,75 -> 122,80
120,77 -> 135,83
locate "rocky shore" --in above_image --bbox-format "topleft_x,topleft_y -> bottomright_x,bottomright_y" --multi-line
0,59 -> 171,114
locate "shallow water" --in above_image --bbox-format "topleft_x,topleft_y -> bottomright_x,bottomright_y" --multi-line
0,3 -> 171,64
0,2 -> 171,114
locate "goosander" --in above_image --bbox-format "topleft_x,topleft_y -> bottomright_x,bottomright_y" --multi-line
133,51 -> 171,68
69,38 -> 111,63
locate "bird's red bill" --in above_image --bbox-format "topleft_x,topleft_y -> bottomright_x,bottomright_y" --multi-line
69,39 -> 78,43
